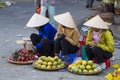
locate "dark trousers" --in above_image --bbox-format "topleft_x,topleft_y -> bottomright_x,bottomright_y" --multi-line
54,38 -> 79,55
86,0 -> 94,8
104,3 -> 115,14
30,33 -> 54,57
85,45 -> 112,63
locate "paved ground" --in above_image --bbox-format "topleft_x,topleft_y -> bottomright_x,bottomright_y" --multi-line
0,0 -> 120,80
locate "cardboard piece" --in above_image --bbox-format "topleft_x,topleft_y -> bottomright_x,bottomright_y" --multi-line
22,37 -> 31,41
16,40 -> 25,44
16,38 -> 33,50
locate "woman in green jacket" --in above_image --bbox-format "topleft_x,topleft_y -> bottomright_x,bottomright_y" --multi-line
84,15 -> 114,69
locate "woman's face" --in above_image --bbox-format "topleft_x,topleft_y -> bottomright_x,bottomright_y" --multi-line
34,26 -> 44,30
61,25 -> 66,28
61,25 -> 72,29
34,27 -> 40,31
91,27 -> 100,32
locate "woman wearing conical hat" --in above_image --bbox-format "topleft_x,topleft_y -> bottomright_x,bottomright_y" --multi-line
84,15 -> 114,69
54,12 -> 80,64
26,13 -> 57,57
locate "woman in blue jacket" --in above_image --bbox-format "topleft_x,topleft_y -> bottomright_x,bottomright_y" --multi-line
26,13 -> 57,57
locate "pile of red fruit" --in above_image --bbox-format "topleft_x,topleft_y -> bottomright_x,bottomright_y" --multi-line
9,48 -> 35,62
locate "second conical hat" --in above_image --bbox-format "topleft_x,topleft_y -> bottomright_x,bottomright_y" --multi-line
54,12 -> 76,28
26,13 -> 49,28
83,15 -> 110,29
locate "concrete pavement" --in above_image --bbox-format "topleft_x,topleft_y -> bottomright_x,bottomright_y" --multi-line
0,0 -> 120,80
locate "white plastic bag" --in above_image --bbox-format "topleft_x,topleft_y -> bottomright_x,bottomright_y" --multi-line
73,57 -> 82,63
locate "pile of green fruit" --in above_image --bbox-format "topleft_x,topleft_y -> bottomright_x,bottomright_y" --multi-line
33,56 -> 65,70
68,60 -> 102,74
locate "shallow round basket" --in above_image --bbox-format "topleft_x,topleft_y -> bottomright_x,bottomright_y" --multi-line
8,58 -> 34,65
68,64 -> 103,75
33,62 -> 65,71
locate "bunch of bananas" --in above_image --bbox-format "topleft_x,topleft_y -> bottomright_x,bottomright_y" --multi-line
105,64 -> 120,80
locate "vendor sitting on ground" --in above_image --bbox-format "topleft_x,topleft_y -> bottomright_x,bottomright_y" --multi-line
83,15 -> 114,69
54,12 -> 80,64
26,13 -> 57,57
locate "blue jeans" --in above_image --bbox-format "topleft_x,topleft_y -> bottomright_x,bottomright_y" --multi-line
41,3 -> 55,26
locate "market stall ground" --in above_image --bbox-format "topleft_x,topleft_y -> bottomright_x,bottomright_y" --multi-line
0,0 -> 120,80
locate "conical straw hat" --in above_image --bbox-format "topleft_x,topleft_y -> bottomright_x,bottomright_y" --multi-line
26,13 -> 49,28
54,12 -> 76,28
83,15 -> 110,29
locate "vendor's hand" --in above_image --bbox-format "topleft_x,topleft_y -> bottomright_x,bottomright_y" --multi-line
55,53 -> 59,58
58,34 -> 65,39
32,46 -> 37,52
43,37 -> 48,39
50,2 -> 55,6
50,4 -> 55,6
90,41 -> 97,47
57,34 -> 60,37
62,55 -> 68,60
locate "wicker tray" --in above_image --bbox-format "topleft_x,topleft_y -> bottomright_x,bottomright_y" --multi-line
68,64 -> 103,75
8,58 -> 34,65
33,62 -> 65,71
